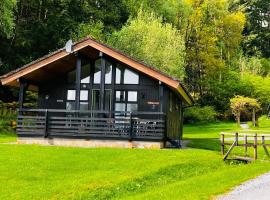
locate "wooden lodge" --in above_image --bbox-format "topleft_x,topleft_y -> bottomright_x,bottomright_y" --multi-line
0,37 -> 193,148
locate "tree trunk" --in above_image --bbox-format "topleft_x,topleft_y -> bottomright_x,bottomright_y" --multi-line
252,108 -> 256,127
237,112 -> 241,125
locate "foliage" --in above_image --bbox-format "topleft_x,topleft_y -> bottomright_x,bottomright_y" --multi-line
239,56 -> 270,76
0,0 -> 129,76
240,0 -> 270,58
184,0 -> 246,98
0,0 -> 16,37
71,21 -> 105,41
184,106 -> 217,123
230,95 -> 261,124
0,0 -> 269,121
241,73 -> 270,109
109,10 -> 186,80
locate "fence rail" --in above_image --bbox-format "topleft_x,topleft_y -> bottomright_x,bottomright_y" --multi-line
220,132 -> 270,161
17,109 -> 166,141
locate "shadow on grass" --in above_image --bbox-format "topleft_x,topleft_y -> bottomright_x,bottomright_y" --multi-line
187,138 -> 220,152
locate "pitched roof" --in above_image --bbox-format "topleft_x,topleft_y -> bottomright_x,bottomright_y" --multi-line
0,37 -> 193,105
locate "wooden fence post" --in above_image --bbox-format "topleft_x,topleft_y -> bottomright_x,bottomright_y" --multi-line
129,112 -> 133,140
235,132 -> 239,146
221,133 -> 225,155
262,135 -> 270,157
44,110 -> 49,138
254,133 -> 258,160
244,135 -> 248,156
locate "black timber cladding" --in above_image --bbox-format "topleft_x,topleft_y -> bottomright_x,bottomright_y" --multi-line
35,53 -> 183,141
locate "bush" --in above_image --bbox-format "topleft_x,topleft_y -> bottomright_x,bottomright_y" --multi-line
184,106 -> 217,123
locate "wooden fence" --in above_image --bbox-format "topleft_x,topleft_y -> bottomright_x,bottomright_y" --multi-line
221,132 -> 270,161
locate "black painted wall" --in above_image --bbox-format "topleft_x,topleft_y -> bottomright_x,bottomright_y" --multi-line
37,55 -> 184,140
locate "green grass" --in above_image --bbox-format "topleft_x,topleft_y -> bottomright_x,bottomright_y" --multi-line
0,117 -> 269,199
0,145 -> 270,200
0,118 -> 16,143
248,115 -> 270,131
183,121 -> 239,151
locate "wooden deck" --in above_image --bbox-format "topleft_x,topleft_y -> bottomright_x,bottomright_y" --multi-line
17,109 -> 166,141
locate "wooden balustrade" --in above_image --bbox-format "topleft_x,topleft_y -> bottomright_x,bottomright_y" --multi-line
17,109 -> 166,141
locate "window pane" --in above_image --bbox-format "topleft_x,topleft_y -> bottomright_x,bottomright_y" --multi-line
115,67 -> 121,84
124,69 -> 139,84
94,59 -> 101,84
66,102 -> 75,110
80,102 -> 88,111
128,91 -> 137,102
105,62 -> 112,84
115,103 -> 125,112
92,90 -> 100,110
81,64 -> 90,83
67,90 -> 76,100
67,70 -> 76,83
105,90 -> 112,111
115,91 -> 125,102
80,90 -> 88,101
127,104 -> 138,112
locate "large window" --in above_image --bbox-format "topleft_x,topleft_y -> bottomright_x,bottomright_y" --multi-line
94,60 -> 101,84
66,89 -> 89,110
105,62 -> 112,84
94,59 -> 112,84
67,64 -> 90,84
91,89 -> 112,111
81,64 -> 90,83
66,90 -> 76,110
115,90 -> 138,112
124,69 -> 139,84
116,64 -> 139,84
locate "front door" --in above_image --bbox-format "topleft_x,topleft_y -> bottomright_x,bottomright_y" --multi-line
91,89 -> 112,111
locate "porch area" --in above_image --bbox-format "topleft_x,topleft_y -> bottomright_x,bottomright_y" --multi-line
17,109 -> 166,142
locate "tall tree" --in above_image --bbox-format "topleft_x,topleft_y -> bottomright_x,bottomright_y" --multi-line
0,0 -> 16,38
240,0 -> 270,58
184,0 -> 245,105
109,10 -> 186,80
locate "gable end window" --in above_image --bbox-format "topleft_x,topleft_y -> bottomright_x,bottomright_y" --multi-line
115,64 -> 139,85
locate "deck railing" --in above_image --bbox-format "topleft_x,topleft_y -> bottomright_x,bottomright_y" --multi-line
17,109 -> 166,140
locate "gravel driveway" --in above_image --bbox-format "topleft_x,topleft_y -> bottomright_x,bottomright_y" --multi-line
217,172 -> 270,200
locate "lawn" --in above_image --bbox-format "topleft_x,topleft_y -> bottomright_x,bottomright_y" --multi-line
0,117 -> 270,200
0,118 -> 16,143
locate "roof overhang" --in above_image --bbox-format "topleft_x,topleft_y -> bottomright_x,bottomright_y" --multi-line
0,37 -> 193,105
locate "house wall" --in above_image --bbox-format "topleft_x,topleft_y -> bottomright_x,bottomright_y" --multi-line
37,55 -> 183,141
165,88 -> 183,141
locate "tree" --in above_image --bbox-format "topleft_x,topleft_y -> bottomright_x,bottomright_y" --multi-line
0,0 -> 16,37
109,10 -> 186,80
184,0 -> 246,100
230,95 -> 261,126
237,0 -> 270,57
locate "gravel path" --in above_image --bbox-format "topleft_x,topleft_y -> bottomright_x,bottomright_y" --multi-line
217,171 -> 270,200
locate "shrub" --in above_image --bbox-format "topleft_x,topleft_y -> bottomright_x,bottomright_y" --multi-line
184,106 -> 217,123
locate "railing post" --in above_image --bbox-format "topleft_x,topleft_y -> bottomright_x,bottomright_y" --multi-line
235,132 -> 238,146
221,133 -> 224,155
254,133 -> 258,160
244,135 -> 248,156
44,109 -> 49,138
262,135 -> 270,157
129,112 -> 133,140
